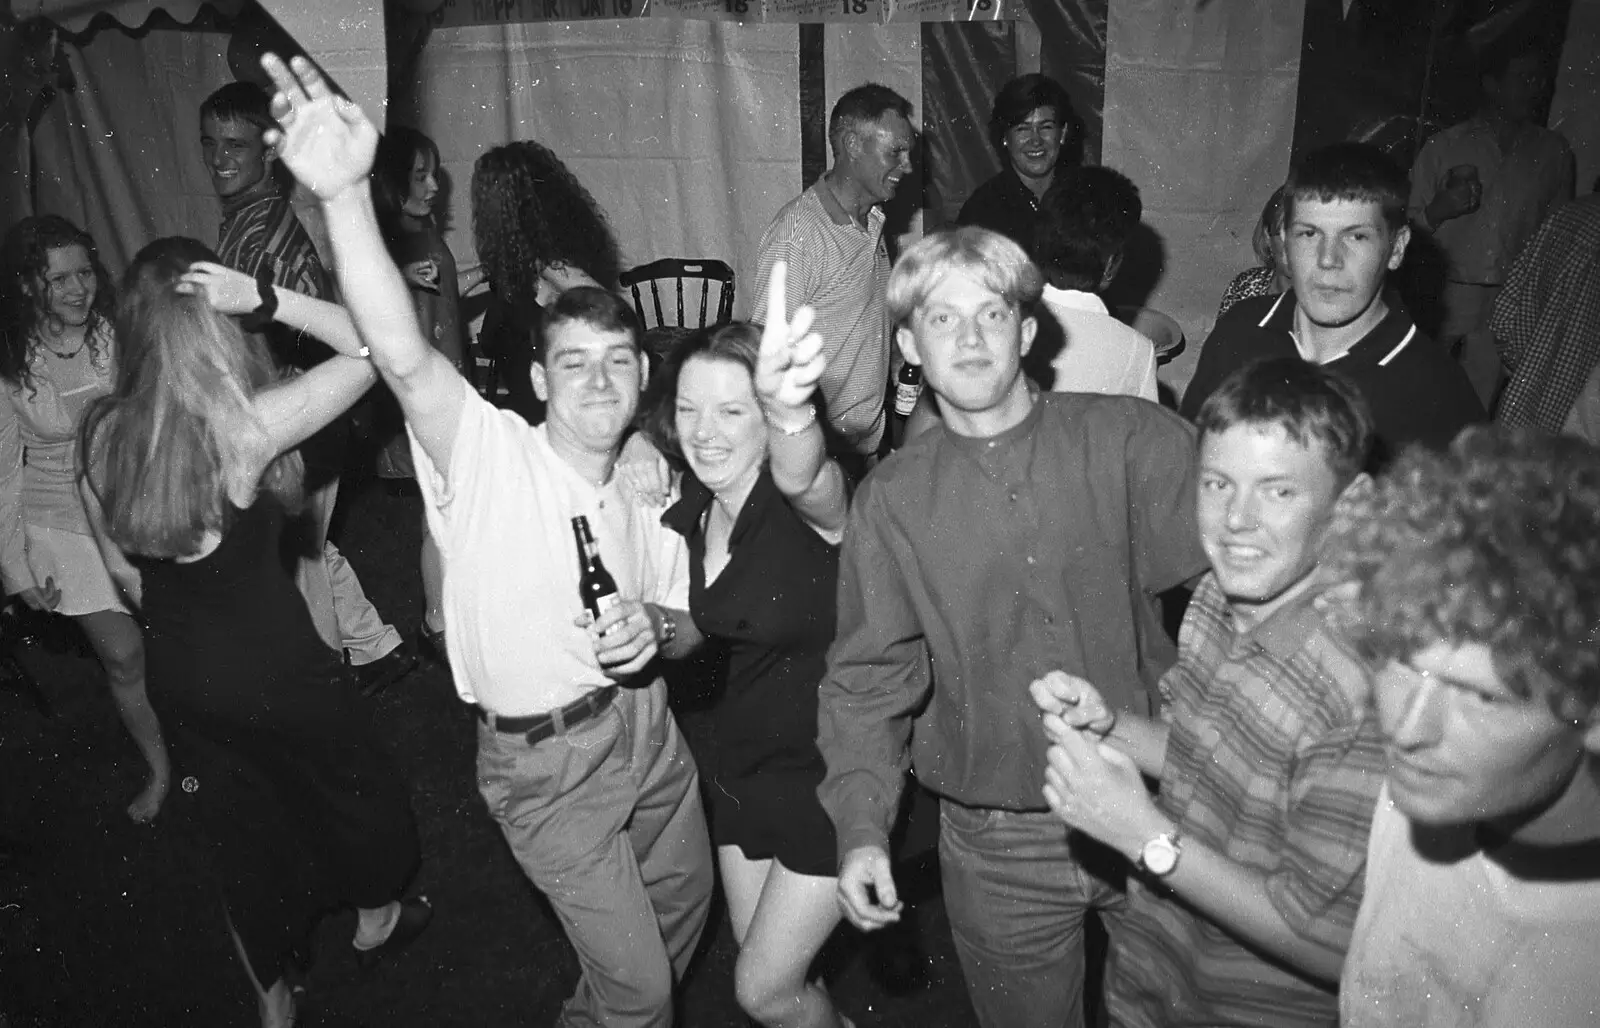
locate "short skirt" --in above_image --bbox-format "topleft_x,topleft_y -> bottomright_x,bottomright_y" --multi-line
24,522 -> 128,616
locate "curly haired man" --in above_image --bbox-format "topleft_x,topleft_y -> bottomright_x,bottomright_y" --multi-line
1327,427 -> 1600,1027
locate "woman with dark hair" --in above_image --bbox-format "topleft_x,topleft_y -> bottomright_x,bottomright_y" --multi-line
80,240 -> 428,1028
957,73 -> 1083,256
370,124 -> 464,662
471,139 -> 624,424
0,214 -> 169,822
1215,186 -> 1289,320
641,278 -> 855,1028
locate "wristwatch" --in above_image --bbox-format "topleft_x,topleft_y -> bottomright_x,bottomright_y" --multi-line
1137,831 -> 1183,878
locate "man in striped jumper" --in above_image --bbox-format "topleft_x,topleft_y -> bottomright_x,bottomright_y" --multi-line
750,83 -> 914,469
1034,358 -> 1390,1027
199,81 -> 411,695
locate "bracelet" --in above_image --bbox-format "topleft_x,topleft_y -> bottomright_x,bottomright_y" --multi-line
764,403 -> 818,437
239,267 -> 278,334
652,607 -> 677,651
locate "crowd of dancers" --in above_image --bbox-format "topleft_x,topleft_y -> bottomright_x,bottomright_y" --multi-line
3,39 -> 1598,1028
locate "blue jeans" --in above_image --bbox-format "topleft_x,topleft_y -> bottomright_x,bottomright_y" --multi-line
939,801 -> 1125,1028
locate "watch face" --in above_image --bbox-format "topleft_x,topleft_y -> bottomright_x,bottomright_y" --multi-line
1141,835 -> 1180,876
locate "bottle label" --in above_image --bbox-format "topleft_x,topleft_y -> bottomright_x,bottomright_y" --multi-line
894,381 -> 920,417
594,592 -> 621,616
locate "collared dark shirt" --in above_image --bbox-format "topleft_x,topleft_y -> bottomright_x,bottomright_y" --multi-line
816,392 -> 1207,856
1180,292 -> 1486,463
957,168 -> 1043,256
661,466 -> 838,780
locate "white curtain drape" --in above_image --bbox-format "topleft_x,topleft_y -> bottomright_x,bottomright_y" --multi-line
31,25 -> 233,273
408,19 -> 802,318
1101,0 -> 1306,397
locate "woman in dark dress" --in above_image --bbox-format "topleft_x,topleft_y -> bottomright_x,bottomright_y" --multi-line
370,125 -> 464,663
956,74 -> 1083,258
470,139 -> 623,425
79,239 -> 428,1028
642,266 -> 855,1028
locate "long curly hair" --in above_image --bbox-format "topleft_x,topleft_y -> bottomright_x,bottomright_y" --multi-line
1322,426 -> 1600,722
0,215 -> 114,393
82,237 -> 301,559
470,140 -> 622,309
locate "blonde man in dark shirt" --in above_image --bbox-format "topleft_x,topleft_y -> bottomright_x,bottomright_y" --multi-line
817,226 -> 1206,1028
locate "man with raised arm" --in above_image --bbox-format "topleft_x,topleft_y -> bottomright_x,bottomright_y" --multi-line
257,54 -> 836,1028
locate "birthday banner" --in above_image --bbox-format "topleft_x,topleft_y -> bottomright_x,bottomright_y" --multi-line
426,0 -> 1013,26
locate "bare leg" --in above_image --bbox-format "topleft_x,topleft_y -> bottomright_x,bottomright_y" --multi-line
721,846 -> 848,1028
419,521 -> 445,636
75,609 -> 169,822
224,904 -> 297,1028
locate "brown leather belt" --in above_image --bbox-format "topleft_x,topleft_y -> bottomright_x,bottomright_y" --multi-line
475,686 -> 619,745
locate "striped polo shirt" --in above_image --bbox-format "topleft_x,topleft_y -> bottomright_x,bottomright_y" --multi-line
1106,572 -> 1388,1028
750,184 -> 890,455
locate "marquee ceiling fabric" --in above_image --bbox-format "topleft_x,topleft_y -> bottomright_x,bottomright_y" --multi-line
9,0 -> 241,32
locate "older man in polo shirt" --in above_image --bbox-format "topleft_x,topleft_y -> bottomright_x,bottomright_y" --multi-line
751,82 -> 914,462
1182,142 -> 1484,465
818,226 -> 1206,1028
260,56 -> 717,1024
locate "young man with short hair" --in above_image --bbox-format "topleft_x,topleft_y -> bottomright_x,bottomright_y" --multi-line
198,80 -> 411,693
818,226 -> 1206,1028
1034,357 -> 1389,1027
1032,165 -> 1157,400
750,83 -> 915,459
1325,427 -> 1600,1027
1182,142 -> 1484,463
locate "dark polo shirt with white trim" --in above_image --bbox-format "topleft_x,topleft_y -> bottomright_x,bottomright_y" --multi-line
1180,292 -> 1486,464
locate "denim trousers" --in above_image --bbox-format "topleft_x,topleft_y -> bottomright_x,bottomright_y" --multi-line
939,801 -> 1126,1028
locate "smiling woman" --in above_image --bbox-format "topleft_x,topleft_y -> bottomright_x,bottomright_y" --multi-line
958,74 -> 1084,256
0,215 -> 170,823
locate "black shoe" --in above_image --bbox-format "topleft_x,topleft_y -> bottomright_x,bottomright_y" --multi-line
355,896 -> 432,971
416,625 -> 447,667
353,646 -> 418,698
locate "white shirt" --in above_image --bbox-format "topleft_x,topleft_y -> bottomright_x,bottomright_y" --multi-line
411,379 -> 689,716
1409,118 -> 1574,286
1039,286 -> 1159,402
1341,785 -> 1600,1027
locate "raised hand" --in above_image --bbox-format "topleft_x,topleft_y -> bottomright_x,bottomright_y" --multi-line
176,261 -> 260,316
257,53 -> 377,203
754,261 -> 826,416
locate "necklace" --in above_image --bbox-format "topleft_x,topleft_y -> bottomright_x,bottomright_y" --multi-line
39,338 -> 84,360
